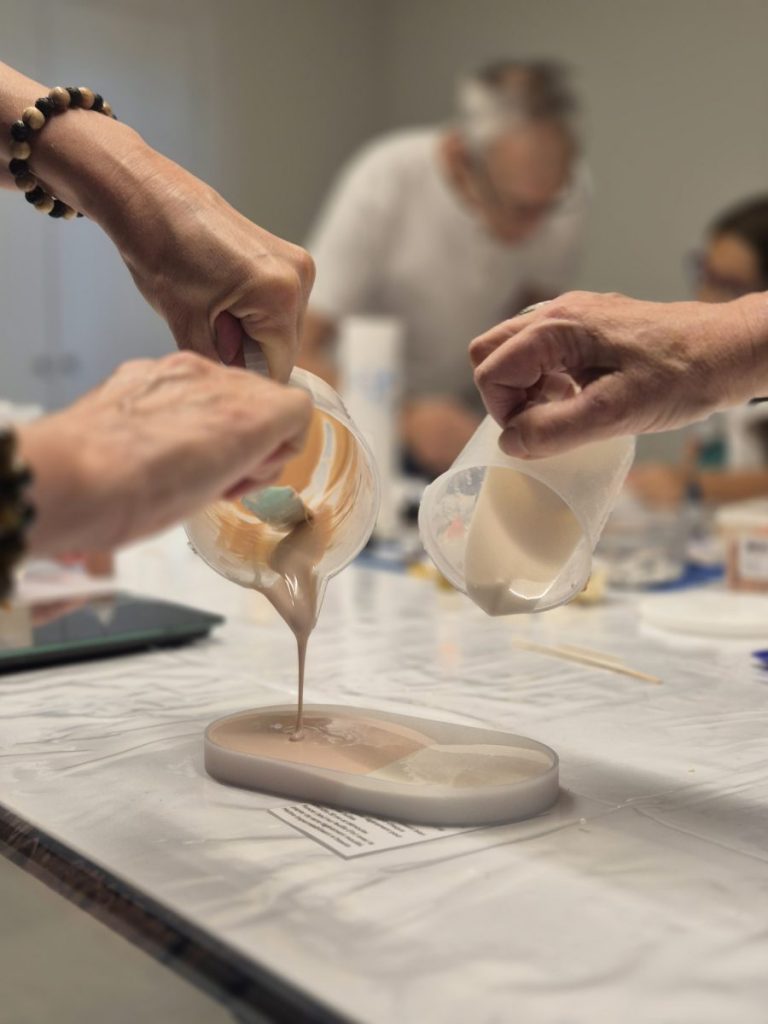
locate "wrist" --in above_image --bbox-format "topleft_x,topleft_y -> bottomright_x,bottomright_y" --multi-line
16,416 -> 108,557
721,292 -> 768,404
28,105 -> 210,282
29,107 -> 150,224
0,429 -> 35,599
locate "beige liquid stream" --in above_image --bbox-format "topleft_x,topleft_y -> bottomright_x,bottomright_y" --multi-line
213,410 -> 341,739
465,467 -> 583,614
208,409 -> 435,768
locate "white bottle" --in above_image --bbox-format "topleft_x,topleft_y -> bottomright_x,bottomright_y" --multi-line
337,316 -> 403,541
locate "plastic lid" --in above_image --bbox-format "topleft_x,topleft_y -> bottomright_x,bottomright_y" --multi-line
640,590 -> 768,637
715,498 -> 768,529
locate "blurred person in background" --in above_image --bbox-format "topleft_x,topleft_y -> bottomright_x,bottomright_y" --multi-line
630,196 -> 768,507
300,59 -> 590,477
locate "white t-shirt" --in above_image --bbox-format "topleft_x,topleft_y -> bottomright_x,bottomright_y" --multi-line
307,128 -> 590,409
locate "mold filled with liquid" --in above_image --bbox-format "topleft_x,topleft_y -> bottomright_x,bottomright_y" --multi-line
204,704 -> 560,825
208,709 -> 434,774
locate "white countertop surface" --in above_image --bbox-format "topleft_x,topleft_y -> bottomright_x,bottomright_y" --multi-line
2,529 -> 768,1023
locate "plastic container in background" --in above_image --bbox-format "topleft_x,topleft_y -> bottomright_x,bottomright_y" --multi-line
338,315 -> 403,541
185,368 -> 380,596
419,416 -> 635,614
715,499 -> 768,592
597,502 -> 687,588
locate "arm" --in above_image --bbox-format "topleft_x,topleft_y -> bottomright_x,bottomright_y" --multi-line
1,60 -> 313,379
630,463 -> 768,507
698,468 -> 768,503
16,352 -> 311,558
469,291 -> 768,458
0,63 -> 42,187
401,398 -> 481,477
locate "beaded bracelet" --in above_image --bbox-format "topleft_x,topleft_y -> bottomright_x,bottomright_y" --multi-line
7,86 -> 115,220
0,428 -> 35,603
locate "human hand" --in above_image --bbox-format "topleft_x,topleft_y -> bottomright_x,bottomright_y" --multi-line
102,146 -> 315,381
469,291 -> 768,458
401,397 -> 481,476
16,87 -> 314,381
17,352 -> 312,557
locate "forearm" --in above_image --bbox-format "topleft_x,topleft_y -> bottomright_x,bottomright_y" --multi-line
712,292 -> 768,407
0,61 -> 46,180
16,416 -> 109,557
401,398 -> 481,477
1,61 -> 144,206
0,60 -> 195,256
2,59 -> 313,380
698,468 -> 768,505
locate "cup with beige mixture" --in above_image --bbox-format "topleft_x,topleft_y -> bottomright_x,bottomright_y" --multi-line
419,415 -> 635,614
185,369 -> 380,735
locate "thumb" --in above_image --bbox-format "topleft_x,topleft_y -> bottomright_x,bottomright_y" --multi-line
212,312 -> 296,380
499,375 -> 628,458
239,319 -> 295,383
213,311 -> 246,367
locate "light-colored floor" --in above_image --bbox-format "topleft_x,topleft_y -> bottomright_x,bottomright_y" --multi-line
0,853 -> 234,1024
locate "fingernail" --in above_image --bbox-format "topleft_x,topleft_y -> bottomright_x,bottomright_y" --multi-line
499,425 -> 530,459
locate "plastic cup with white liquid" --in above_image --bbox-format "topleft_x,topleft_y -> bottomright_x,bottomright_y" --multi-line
419,416 -> 635,614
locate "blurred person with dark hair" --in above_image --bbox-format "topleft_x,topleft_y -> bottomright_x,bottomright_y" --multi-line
629,195 -> 768,507
301,60 -> 590,477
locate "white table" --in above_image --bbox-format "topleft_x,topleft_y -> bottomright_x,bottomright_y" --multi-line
1,529 -> 767,1023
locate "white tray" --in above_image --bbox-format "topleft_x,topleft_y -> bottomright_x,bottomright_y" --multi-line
205,703 -> 559,827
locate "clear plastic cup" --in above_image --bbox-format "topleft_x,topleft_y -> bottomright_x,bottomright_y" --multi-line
185,369 -> 380,595
419,416 -> 635,613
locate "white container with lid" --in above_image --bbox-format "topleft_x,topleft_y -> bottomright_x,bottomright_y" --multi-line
715,498 -> 768,592
338,315 -> 403,541
419,415 -> 635,614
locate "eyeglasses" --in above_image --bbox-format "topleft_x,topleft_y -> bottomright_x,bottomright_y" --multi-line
468,154 -> 568,224
686,249 -> 765,300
